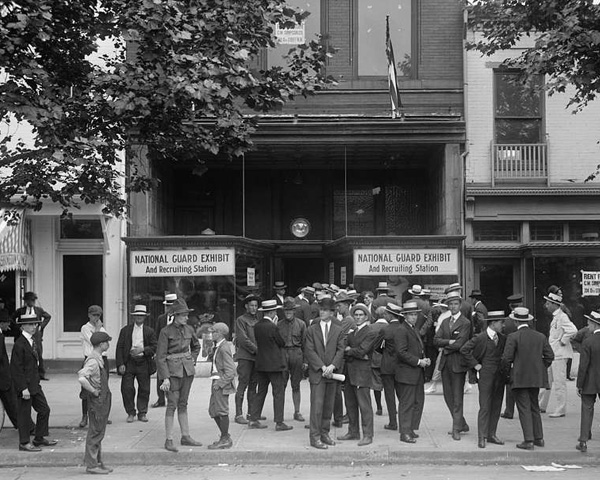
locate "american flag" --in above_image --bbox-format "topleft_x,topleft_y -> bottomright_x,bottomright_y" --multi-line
385,16 -> 402,117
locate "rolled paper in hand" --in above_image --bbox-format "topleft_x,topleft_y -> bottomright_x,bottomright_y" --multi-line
331,373 -> 346,382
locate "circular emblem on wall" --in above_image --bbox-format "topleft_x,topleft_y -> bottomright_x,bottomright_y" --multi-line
290,218 -> 311,238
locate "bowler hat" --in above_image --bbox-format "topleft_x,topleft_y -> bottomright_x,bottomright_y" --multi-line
90,331 -> 112,346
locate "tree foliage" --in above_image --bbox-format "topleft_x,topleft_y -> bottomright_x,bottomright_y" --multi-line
0,0 -> 333,219
468,0 -> 600,110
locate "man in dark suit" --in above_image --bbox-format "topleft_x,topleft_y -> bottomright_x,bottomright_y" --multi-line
304,297 -> 346,449
0,316 -> 19,429
395,301 -> 430,443
461,311 -> 507,448
379,302 -> 404,431
295,286 -> 316,327
338,303 -> 378,446
12,292 -> 51,380
469,290 -> 488,336
272,281 -> 287,322
502,307 -> 554,450
116,305 -> 157,423
433,290 -> 472,440
575,311 -> 600,453
501,293 -> 523,419
10,313 -> 57,451
250,299 -> 292,431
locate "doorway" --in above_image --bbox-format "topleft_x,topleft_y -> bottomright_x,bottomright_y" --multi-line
474,259 -> 519,311
282,257 -> 324,296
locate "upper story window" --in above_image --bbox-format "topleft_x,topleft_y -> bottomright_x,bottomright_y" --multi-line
473,221 -> 520,242
569,222 -> 600,241
60,218 -> 103,239
356,0 -> 412,78
530,222 -> 563,242
494,71 -> 544,144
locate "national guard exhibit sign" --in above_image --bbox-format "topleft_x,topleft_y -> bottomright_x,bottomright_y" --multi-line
130,249 -> 235,277
354,248 -> 459,276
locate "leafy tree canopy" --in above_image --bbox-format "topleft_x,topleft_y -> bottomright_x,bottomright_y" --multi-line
468,0 -> 600,110
0,0 -> 333,220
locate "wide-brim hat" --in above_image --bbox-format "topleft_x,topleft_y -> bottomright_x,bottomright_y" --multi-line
282,298 -> 298,310
401,301 -> 421,314
16,313 -> 42,325
376,282 -> 390,291
469,289 -> 483,298
131,305 -> 150,316
543,292 -> 562,305
483,311 -> 506,322
170,298 -> 194,316
243,294 -> 261,305
258,299 -> 279,311
163,293 -> 177,305
350,303 -> 371,319
273,281 -> 287,290
408,285 -> 424,296
509,307 -> 534,322
385,302 -> 404,317
584,311 -> 600,325
445,291 -> 462,303
335,292 -> 355,304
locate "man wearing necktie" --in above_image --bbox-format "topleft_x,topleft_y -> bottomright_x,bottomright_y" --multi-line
460,311 -> 508,448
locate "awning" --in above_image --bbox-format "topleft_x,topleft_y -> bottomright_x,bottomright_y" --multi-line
0,208 -> 33,272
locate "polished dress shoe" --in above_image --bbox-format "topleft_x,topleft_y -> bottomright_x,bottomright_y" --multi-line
460,424 -> 470,433
576,441 -> 587,453
311,439 -> 328,450
321,434 -> 335,446
248,420 -> 267,429
126,415 -> 135,423
384,424 -> 398,431
235,415 -> 249,425
19,443 -> 41,452
164,439 -> 178,452
337,432 -> 360,441
533,439 -> 545,447
181,435 -> 202,446
400,433 -> 416,444
138,414 -> 148,422
152,401 -> 165,408
275,422 -> 293,431
451,430 -> 461,441
500,413 -> 513,419
293,412 -> 305,422
410,431 -> 419,439
478,438 -> 486,448
358,436 -> 372,446
487,435 -> 504,445
86,466 -> 109,475
516,441 -> 534,450
33,438 -> 58,447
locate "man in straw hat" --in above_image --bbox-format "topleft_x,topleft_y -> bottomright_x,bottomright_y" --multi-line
433,290 -> 472,441
116,305 -> 157,424
395,301 -> 430,444
152,293 -> 178,408
304,297 -> 346,449
157,298 -> 202,452
372,282 -> 396,310
461,311 -> 508,448
378,303 -> 404,431
575,311 -> 600,453
278,297 -> 307,422
502,307 -> 554,450
10,312 -> 57,451
337,303 -> 377,446
539,291 -> 577,418
250,300 -> 292,431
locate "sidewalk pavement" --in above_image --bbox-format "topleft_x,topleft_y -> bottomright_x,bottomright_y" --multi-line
1,372 -> 599,467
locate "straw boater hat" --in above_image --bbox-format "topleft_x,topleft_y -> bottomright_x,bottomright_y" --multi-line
131,305 -> 150,316
385,302 -> 404,317
444,283 -> 462,294
17,312 -> 42,325
301,286 -> 316,295
273,281 -> 287,290
422,288 -> 432,299
258,299 -> 279,312
170,298 -> 193,316
408,285 -> 424,296
445,290 -> 462,303
347,289 -> 360,300
325,284 -> 339,295
509,307 -> 534,322
543,292 -> 562,305
483,311 -> 506,323
584,311 -> 600,325
163,293 -> 177,305
334,292 -> 355,304
376,282 -> 390,292
350,303 -> 371,319
401,301 -> 421,314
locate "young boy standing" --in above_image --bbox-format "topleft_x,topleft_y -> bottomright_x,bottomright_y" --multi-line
78,331 -> 113,474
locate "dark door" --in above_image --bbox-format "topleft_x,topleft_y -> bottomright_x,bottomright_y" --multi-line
283,257 -> 324,296
476,261 -> 515,312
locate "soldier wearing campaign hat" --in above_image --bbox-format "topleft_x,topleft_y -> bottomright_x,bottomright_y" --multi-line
152,293 -> 178,408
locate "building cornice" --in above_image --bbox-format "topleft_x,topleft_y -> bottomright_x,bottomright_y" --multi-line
466,187 -> 600,197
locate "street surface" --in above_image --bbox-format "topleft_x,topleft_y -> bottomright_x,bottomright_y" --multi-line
1,464 -> 599,480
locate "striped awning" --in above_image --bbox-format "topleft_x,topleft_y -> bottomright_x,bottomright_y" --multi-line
0,209 -> 33,272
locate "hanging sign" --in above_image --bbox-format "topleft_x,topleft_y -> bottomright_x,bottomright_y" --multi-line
581,270 -> 600,297
247,267 -> 256,287
130,249 -> 235,277
354,248 -> 459,276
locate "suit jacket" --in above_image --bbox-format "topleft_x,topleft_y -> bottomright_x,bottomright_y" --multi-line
502,326 -> 554,389
254,317 -> 286,372
10,335 -> 41,394
379,320 -> 403,375
369,320 -> 387,369
115,323 -> 157,369
345,324 -> 378,388
577,331 -> 600,395
394,321 -> 425,385
461,330 -> 506,376
434,314 -> 471,373
212,340 -> 237,394
0,331 -> 12,391
294,296 -> 313,326
304,320 -> 345,384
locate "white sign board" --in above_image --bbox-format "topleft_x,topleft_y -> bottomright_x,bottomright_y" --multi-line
329,262 -> 335,284
354,248 -> 459,276
275,22 -> 305,44
247,267 -> 256,287
340,266 -> 347,286
581,270 -> 600,297
130,249 -> 235,277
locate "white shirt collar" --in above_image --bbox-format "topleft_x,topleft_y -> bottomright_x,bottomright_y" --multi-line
356,322 -> 367,331
486,326 -> 496,340
517,324 -> 529,330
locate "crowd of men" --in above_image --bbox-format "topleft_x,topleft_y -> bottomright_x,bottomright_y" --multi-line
2,280 -> 600,474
